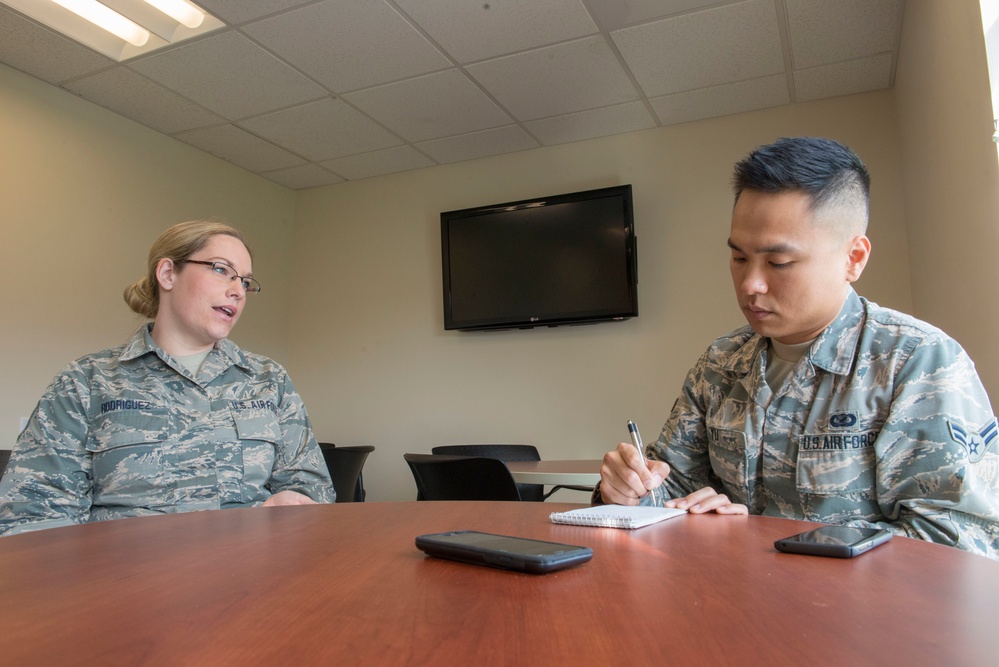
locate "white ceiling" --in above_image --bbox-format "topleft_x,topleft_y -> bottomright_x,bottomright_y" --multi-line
0,0 -> 905,190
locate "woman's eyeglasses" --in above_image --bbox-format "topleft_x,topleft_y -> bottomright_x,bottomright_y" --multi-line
181,260 -> 261,293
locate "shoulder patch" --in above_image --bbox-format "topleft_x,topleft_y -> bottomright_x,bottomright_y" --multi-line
949,419 -> 998,463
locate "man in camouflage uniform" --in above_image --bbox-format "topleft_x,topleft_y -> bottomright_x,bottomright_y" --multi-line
598,137 -> 999,559
0,323 -> 334,535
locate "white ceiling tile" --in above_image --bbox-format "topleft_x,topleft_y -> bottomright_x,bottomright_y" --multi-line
344,69 -> 512,142
258,164 -> 345,189
416,125 -> 538,164
793,53 -> 893,102
587,0 -> 724,30
395,0 -> 596,63
64,68 -> 224,134
242,0 -> 449,93
526,101 -> 656,146
238,97 -> 401,161
0,7 -> 112,84
195,0 -> 314,25
786,0 -> 903,69
129,31 -> 326,118
321,146 -> 436,181
612,0 -> 784,97
467,36 -> 638,121
175,124 -> 307,172
0,0 -> 907,188
650,74 -> 789,126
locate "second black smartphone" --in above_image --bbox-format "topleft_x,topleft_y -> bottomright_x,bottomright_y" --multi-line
774,525 -> 893,558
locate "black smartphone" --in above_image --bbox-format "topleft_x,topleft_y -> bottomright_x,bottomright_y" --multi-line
415,530 -> 593,574
774,525 -> 893,558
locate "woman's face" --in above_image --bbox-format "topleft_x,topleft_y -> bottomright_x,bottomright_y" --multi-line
153,234 -> 254,354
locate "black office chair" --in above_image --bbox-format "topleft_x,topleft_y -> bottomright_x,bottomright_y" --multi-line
431,444 -> 545,502
0,449 -> 10,482
404,453 -> 521,501
431,444 -> 591,501
319,444 -> 375,502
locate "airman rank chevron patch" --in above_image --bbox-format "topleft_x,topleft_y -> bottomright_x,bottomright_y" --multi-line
949,418 -> 998,463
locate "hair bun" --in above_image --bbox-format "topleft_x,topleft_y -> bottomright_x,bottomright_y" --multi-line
123,277 -> 157,319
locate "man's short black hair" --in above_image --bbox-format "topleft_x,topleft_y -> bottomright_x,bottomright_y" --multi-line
732,137 -> 871,216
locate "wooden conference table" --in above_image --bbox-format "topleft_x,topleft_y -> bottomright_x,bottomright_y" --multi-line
1,502 -> 997,665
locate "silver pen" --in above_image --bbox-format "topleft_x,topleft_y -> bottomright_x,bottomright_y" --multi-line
627,420 -> 659,506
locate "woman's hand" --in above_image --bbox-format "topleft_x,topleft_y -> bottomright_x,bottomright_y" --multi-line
261,490 -> 317,506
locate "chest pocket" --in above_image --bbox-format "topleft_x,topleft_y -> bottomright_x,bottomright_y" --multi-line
225,409 -> 281,501
88,411 -> 171,497
795,432 -> 877,496
707,427 -> 750,503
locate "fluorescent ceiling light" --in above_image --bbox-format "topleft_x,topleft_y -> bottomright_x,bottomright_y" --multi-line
144,0 -> 203,29
51,0 -> 149,46
0,0 -> 225,61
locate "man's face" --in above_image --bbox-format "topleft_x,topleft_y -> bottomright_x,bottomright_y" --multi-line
728,189 -> 869,345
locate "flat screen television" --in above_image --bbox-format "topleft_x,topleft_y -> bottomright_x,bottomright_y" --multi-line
441,184 -> 638,331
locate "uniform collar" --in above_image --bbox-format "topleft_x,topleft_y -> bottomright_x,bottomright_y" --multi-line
724,331 -> 767,376
722,288 -> 862,377
119,322 -> 251,372
806,288 -> 864,376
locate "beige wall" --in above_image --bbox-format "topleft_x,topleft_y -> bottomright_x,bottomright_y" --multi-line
289,92 -> 912,501
1,0 -> 994,502
0,63 -> 297,441
893,0 -> 999,399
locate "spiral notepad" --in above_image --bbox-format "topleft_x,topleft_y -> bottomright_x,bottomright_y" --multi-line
549,505 -> 687,529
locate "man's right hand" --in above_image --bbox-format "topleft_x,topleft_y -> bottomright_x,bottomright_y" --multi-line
599,442 -> 670,505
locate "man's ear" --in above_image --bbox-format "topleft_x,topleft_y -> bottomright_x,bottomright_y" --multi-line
845,235 -> 871,283
155,258 -> 176,292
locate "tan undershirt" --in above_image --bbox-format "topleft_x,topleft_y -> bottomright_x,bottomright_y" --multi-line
175,350 -> 211,377
765,338 -> 814,390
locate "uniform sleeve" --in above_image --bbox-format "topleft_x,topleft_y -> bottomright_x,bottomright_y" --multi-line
590,363 -> 712,506
857,335 -> 999,558
649,351 -> 728,503
0,368 -> 94,535
266,372 -> 335,503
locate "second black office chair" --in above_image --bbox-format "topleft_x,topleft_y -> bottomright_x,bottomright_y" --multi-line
404,453 -> 521,501
319,444 -> 375,502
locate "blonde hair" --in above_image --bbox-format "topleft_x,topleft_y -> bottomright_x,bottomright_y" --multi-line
123,220 -> 252,319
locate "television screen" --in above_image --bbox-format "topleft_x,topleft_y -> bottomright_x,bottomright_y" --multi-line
441,184 -> 638,331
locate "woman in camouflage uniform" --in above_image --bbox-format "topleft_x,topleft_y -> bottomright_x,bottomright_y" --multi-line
0,220 -> 334,535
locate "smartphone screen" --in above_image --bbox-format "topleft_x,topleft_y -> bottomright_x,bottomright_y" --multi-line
774,525 -> 893,558
415,530 -> 593,574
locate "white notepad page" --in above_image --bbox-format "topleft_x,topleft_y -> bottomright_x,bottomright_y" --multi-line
550,505 -> 687,529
